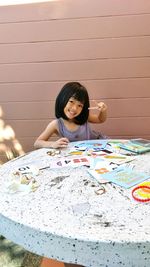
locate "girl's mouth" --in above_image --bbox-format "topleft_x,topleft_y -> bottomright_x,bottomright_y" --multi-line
66,111 -> 77,120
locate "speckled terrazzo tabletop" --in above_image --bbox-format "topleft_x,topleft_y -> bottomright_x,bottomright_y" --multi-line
0,140 -> 150,267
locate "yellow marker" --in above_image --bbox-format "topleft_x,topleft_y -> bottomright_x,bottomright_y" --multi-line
104,155 -> 126,159
70,151 -> 83,155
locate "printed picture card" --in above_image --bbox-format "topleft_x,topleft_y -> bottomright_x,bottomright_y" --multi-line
73,140 -> 108,151
100,167 -> 150,188
88,160 -> 118,184
52,156 -> 90,168
101,153 -> 135,164
119,141 -> 150,154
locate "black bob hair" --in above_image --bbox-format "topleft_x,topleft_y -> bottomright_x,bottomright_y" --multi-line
55,82 -> 90,125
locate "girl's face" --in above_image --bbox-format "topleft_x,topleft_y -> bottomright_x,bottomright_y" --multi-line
64,97 -> 84,120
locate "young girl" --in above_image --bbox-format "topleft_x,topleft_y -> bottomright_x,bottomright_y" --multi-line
34,82 -> 107,267
34,82 -> 107,149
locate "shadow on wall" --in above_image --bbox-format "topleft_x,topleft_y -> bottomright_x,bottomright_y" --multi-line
0,106 -> 24,164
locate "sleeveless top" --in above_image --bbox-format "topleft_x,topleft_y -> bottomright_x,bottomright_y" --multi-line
57,118 -> 105,142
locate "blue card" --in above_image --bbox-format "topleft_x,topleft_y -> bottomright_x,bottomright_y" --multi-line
119,141 -> 150,154
100,167 -> 150,188
74,140 -> 108,151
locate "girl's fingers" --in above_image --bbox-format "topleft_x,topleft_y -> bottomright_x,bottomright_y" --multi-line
89,102 -> 105,110
90,100 -> 106,111
58,138 -> 69,143
88,106 -> 98,110
98,102 -> 106,110
98,104 -> 104,109
57,138 -> 69,147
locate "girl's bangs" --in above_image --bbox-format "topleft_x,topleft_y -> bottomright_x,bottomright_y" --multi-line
72,91 -> 85,103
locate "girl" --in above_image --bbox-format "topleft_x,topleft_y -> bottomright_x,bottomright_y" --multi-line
34,82 -> 107,267
34,82 -> 107,149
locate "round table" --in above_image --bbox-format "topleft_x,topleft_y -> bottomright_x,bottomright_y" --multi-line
0,140 -> 150,267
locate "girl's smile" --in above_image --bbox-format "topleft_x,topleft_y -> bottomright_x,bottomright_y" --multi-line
64,97 -> 84,119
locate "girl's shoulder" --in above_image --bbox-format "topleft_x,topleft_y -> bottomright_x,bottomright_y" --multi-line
45,119 -> 59,135
47,119 -> 59,129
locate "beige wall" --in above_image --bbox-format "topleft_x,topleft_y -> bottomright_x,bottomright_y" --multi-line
0,0 -> 150,153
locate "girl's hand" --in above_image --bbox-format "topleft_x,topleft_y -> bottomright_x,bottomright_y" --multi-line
97,102 -> 107,113
89,100 -> 107,112
54,137 -> 69,148
88,100 -> 107,123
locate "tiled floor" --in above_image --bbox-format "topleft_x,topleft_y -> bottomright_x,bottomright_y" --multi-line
40,259 -> 82,267
40,258 -> 64,267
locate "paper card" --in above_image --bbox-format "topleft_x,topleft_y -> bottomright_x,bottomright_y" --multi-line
52,156 -> 90,168
2,164 -> 40,194
73,140 -> 108,151
12,164 -> 39,176
88,160 -> 118,183
119,141 -> 150,154
3,180 -> 38,195
100,167 -> 150,188
87,148 -> 113,156
130,138 -> 150,147
101,153 -> 135,164
68,147 -> 112,157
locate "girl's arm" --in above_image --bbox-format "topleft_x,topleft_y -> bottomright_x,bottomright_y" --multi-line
88,102 -> 107,123
34,119 -> 69,149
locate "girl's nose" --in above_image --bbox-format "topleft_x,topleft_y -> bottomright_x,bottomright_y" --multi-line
71,104 -> 78,111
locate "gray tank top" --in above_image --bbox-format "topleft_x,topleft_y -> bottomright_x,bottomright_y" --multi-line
57,118 -> 104,142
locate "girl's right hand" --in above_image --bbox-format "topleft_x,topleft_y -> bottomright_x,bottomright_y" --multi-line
54,137 -> 69,148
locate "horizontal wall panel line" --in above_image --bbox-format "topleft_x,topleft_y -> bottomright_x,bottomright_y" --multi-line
1,35 -> 150,44
1,11 -> 150,23
1,15 -> 150,43
0,58 -> 150,82
1,56 -> 150,65
0,77 -> 150,84
1,57 -> 150,65
1,97 -> 150,103
0,80 -> 150,92
1,12 -> 150,25
1,97 -> 150,104
1,34 -> 150,45
1,33 -> 150,59
1,77 -> 150,84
